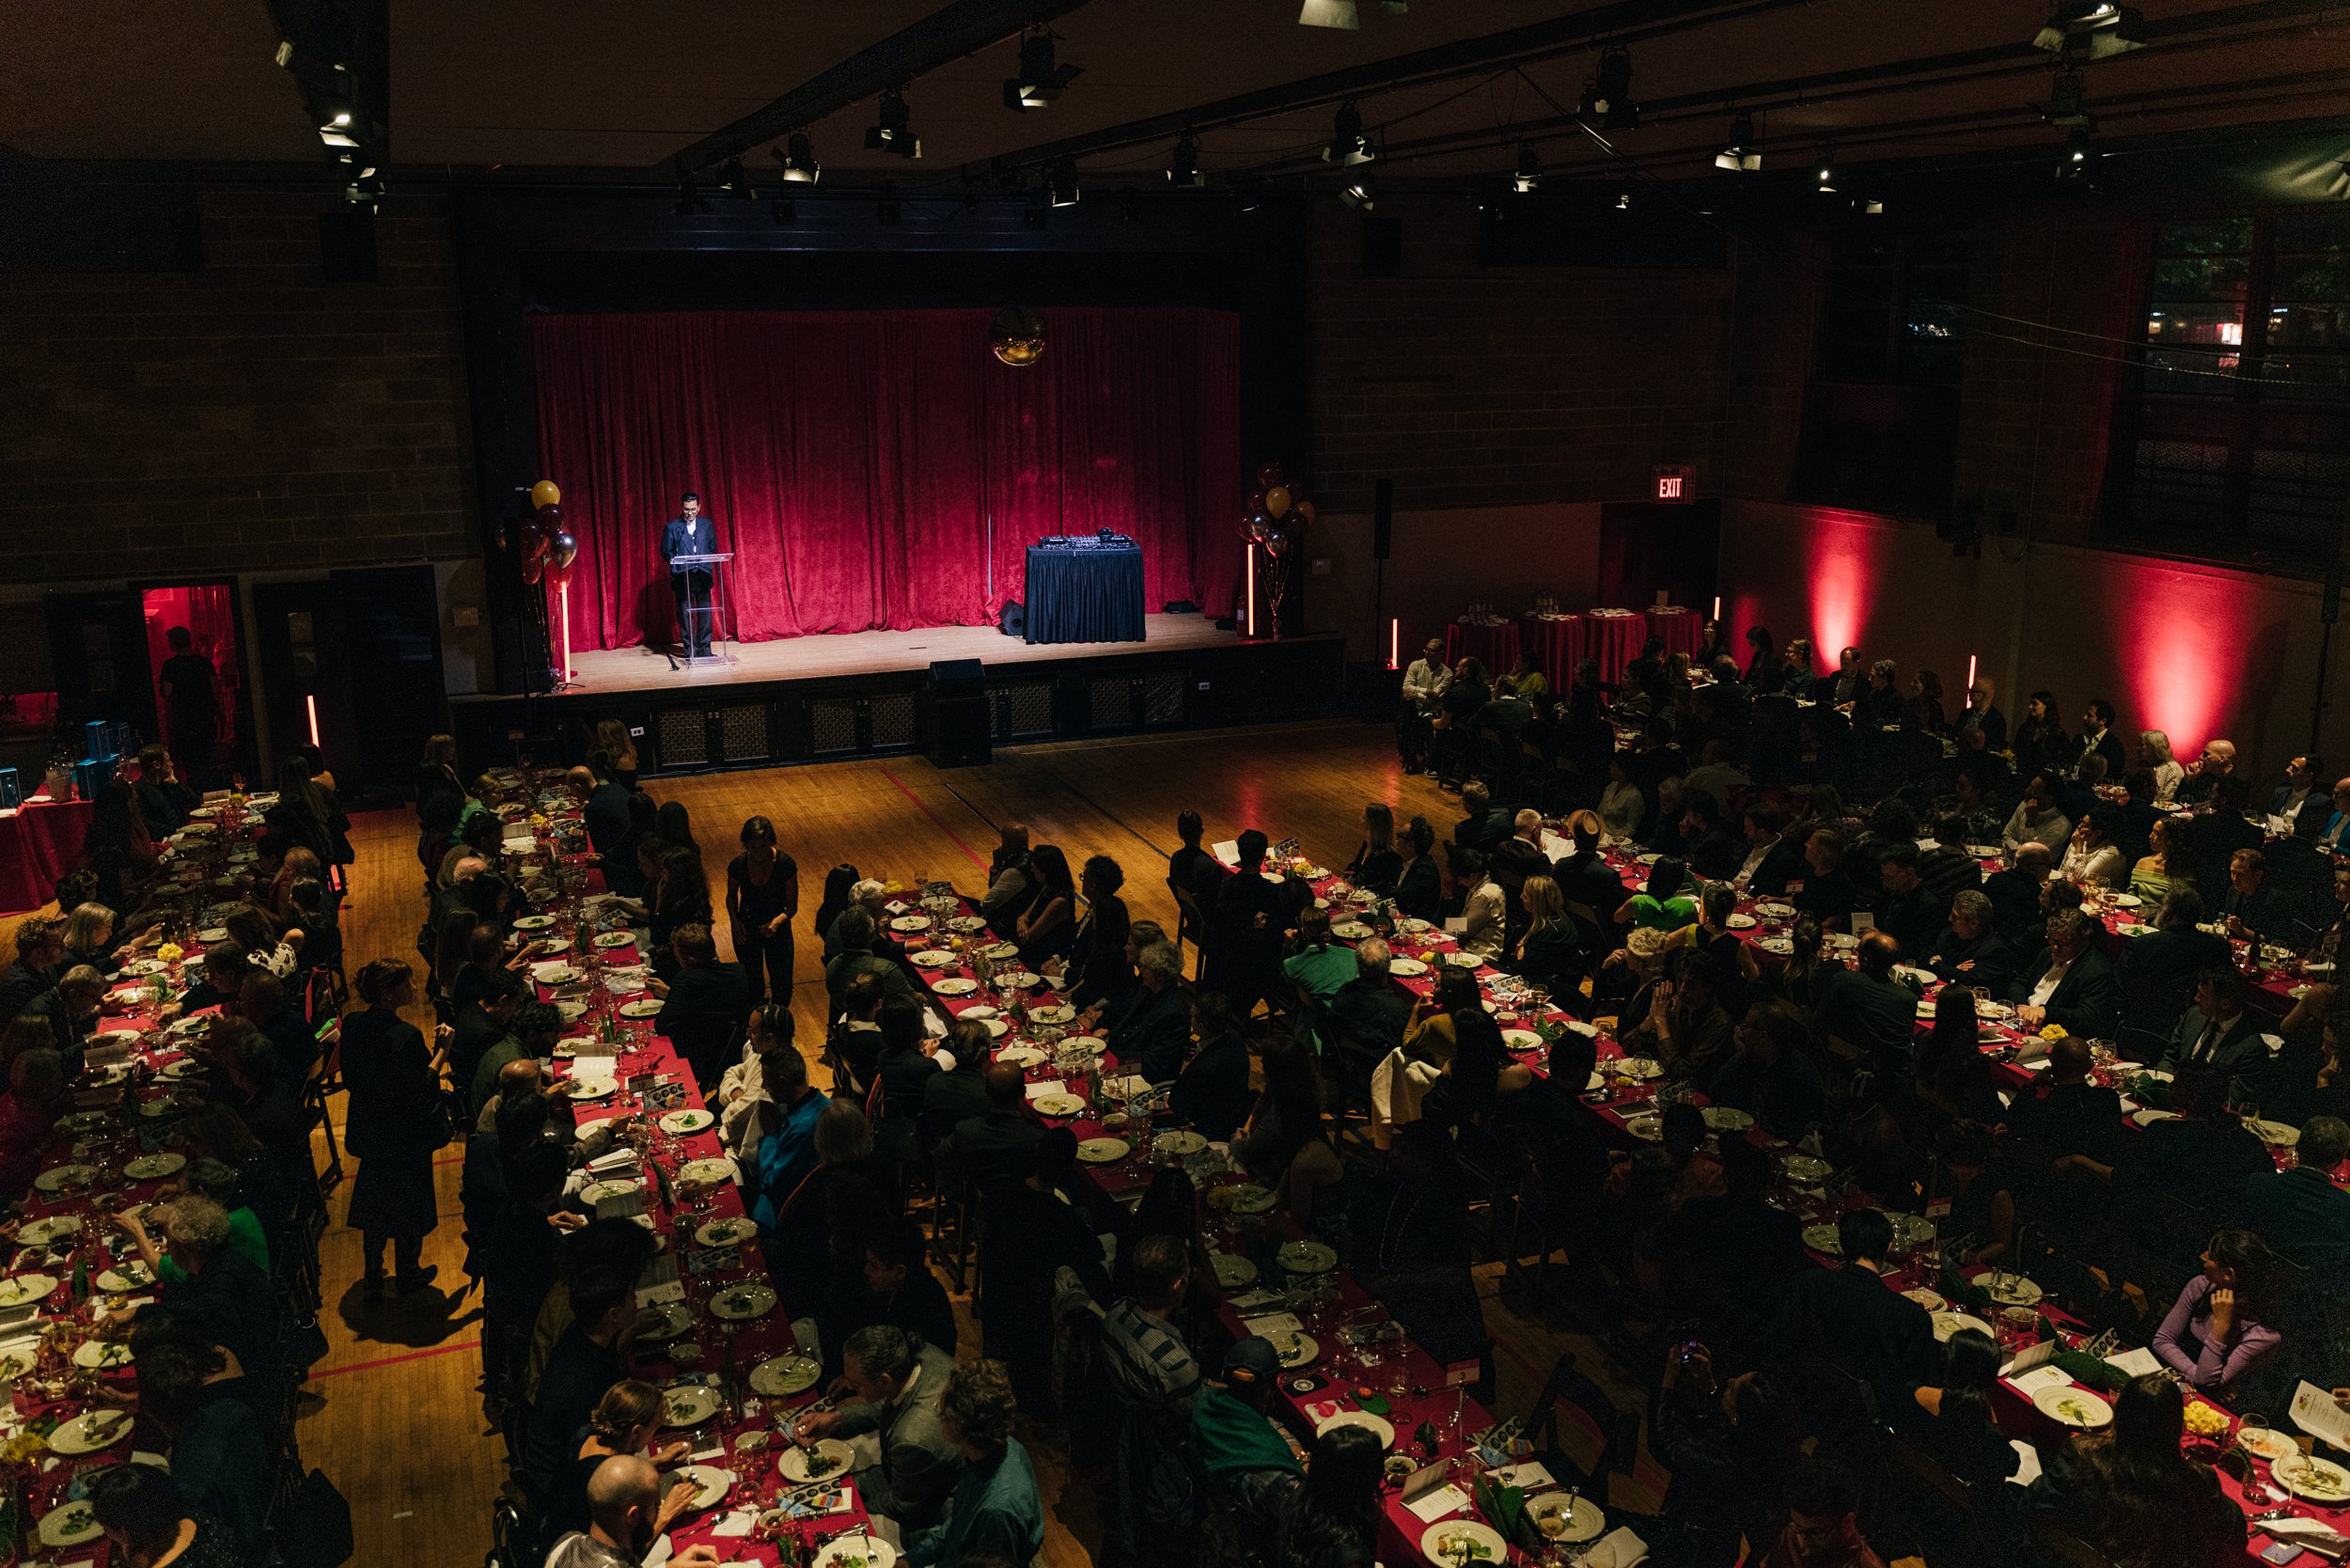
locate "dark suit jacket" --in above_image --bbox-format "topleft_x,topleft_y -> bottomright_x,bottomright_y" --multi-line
1328,980 -> 1412,1053
1686,826 -> 1742,883
1111,980 -> 1195,1083
2157,1007 -> 2270,1095
1771,1263 -> 1937,1415
1814,968 -> 1919,1061
1924,927 -> 2015,994
1551,853 -> 1629,917
943,1108 -> 1042,1196
1793,867 -> 1857,925
2004,1079 -> 2123,1167
1393,856 -> 1443,922
2010,947 -> 2121,1039
918,1067 -> 991,1146
1980,870 -> 2044,940
2116,928 -> 2232,1028
658,962 -> 751,1078
2239,1168 -> 2350,1269
660,514 -> 717,574
1168,1031 -> 1253,1140
1872,887 -> 1945,961
1954,705 -> 2007,750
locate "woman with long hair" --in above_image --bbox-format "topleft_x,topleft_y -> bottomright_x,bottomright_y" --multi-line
812,863 -> 861,949
1434,1006 -> 1533,1129
1014,844 -> 1078,969
1244,1036 -> 1344,1231
1512,875 -> 1587,1011
415,732 -> 468,820
592,718 -> 640,792
1345,803 -> 1402,897
2129,815 -> 2189,902
725,814 -> 799,1008
1910,1328 -> 2019,1488
2031,1374 -> 2242,1567
81,781 -> 157,917
1904,669 -> 1947,735
1909,987 -> 2004,1132
2012,691 -> 2069,777
2137,729 -> 2184,802
60,902 -> 118,970
653,798 -> 698,862
1741,624 -> 1778,688
650,844 -> 713,970
340,957 -> 446,1295
1273,1422 -> 1383,1568
2152,1229 -> 2283,1392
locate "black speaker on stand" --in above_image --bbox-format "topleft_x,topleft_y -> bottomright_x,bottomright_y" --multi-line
924,658 -> 992,767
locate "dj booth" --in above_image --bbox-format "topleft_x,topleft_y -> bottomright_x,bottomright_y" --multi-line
1023,533 -> 1146,644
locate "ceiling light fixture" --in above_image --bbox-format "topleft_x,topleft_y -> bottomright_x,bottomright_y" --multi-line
865,88 -> 922,159
1714,112 -> 1762,172
2032,1 -> 2142,56
1511,141 -> 1542,194
774,132 -> 821,184
2044,71 -> 2092,126
1616,190 -> 1632,210
2059,124 -> 2098,177
1580,45 -> 1637,130
1047,157 -> 1082,208
1298,0 -> 1405,28
1324,102 -> 1375,167
1003,29 -> 1082,111
1813,146 -> 1838,193
1167,132 -> 1205,188
1339,177 -> 1373,211
318,128 -> 358,149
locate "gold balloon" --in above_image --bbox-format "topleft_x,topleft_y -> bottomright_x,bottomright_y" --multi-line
1294,498 -> 1317,525
531,479 -> 561,508
1264,485 -> 1292,519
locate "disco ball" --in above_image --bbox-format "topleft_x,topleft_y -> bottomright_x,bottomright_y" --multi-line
989,306 -> 1046,368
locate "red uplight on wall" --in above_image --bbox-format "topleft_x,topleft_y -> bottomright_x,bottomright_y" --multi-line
1388,619 -> 1399,670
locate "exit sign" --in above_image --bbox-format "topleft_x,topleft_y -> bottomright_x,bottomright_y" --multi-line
1653,465 -> 1692,503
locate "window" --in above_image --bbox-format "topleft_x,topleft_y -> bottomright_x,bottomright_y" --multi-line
1790,232 -> 1967,515
2107,209 -> 2350,569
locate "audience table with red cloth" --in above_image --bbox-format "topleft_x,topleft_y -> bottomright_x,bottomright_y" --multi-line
509,792 -> 880,1563
0,796 -> 94,916
1647,604 -> 1700,660
1516,615 -> 1584,687
1443,619 -> 1521,677
1580,609 -> 1651,685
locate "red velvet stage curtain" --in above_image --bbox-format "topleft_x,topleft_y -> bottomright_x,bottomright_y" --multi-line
529,307 -> 1245,651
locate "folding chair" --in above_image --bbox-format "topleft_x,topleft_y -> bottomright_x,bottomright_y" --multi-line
1525,1350 -> 1641,1504
306,1020 -> 345,1195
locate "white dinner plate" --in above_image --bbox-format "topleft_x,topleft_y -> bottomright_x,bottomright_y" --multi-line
18,1215 -> 82,1247
780,1439 -> 855,1483
1701,1105 -> 1754,1133
0,1275 -> 56,1309
37,1500 -> 102,1548
559,1076 -> 619,1103
2032,1385 -> 2112,1429
1388,959 -> 1428,978
72,1340 -> 134,1372
664,1464 -> 732,1512
47,1409 -> 133,1455
1031,1094 -> 1086,1118
96,1261 -> 154,1294
932,978 -> 979,996
124,1152 -> 185,1182
1209,1253 -> 1257,1289
912,950 -> 958,968
749,1354 -> 822,1397
811,1535 -> 897,1568
1276,1330 -> 1318,1369
1317,1409 -> 1396,1450
710,1281 -> 777,1321
1076,1137 -> 1131,1165
1527,1493 -> 1606,1545
694,1216 -> 757,1248
2275,1454 -> 2350,1504
659,1108 -> 714,1136
662,1384 -> 721,1427
617,999 -> 663,1019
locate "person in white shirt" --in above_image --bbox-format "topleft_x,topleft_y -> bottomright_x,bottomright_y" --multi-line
2138,729 -> 2186,804
1682,738 -> 1751,808
1455,847 -> 1508,961
715,1002 -> 793,1159
1399,638 -> 1451,776
2057,810 -> 2126,890
2001,775 -> 2072,855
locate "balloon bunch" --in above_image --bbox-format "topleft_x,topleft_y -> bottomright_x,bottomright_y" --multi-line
1238,462 -> 1315,628
517,478 -> 580,588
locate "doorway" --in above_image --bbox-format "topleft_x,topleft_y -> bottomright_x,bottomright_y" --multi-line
138,583 -> 252,792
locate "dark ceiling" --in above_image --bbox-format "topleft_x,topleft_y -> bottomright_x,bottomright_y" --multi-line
7,0 -> 2347,195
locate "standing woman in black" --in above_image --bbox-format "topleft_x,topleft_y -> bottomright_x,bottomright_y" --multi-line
726,815 -> 800,1009
341,957 -> 447,1295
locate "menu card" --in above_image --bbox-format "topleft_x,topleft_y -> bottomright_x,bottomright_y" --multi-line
2293,1380 -> 2350,1453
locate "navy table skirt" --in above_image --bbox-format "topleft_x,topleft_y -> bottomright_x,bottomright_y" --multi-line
1024,541 -> 1145,644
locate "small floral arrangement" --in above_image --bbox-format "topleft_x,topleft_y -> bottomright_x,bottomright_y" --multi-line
155,943 -> 183,965
2039,1025 -> 2066,1043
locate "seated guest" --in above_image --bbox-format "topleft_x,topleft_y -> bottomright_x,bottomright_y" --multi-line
1656,1136 -> 1808,1356
1652,1343 -> 1803,1568
747,1047 -> 829,1230
1922,1124 -> 2014,1266
133,744 -> 200,835
2006,1034 -> 2123,1171
522,1265 -> 644,1505
2238,1114 -> 2350,1270
1598,752 -> 1647,840
979,1134 -> 1111,1414
0,917 -> 67,1027
1280,908 -> 1357,1004
1550,809 -> 1632,914
2117,888 -> 2231,1028
903,1359 -> 1044,1568
1954,679 -> 2007,750
536,1381 -> 693,1555
2027,1373 -> 2243,1567
940,1063 -> 1042,1198
449,968 -> 525,1091
1013,844 -> 1078,971
0,1047 -> 70,1200
916,1019 -> 994,1148
20,964 -> 103,1069
1241,1039 -> 1344,1229
175,943 -> 251,1018
2115,1066 -> 2271,1212
1680,788 -> 1742,881
1907,1329 -> 2020,1490
1683,880 -> 1758,1021
1623,947 -> 1733,1089
1345,1123 -> 1489,1372
1708,998 -> 1826,1142
2127,814 -> 2191,903
2155,964 -> 2270,1100
1924,888 -> 2013,993
1489,807 -> 1553,902
1813,933 -> 1918,1066
2153,1229 -> 2283,1393
2010,907 -> 2120,1039
135,1342 -> 272,1558
1502,1032 -> 1614,1238
822,907 -> 912,1014
1512,875 -> 1588,1011
470,1000 -> 561,1121
1982,840 -> 2054,941
1768,1208 -> 1936,1418
1327,937 -> 1412,1049
858,1218 -> 960,1357
151,1195 -> 281,1402
547,1454 -> 724,1568
2001,773 -> 2072,856
1168,992 -> 1253,1141
1759,1459 -> 1889,1568
2057,809 -> 2125,889
975,823 -> 1038,934
1618,855 -> 1696,934
1401,967 -> 1482,1070
1453,847 -> 1508,962
1343,802 -> 1403,896
1054,854 -> 1131,1008
1731,802 -> 1807,896
650,921 -> 749,1089
2177,737 -> 2236,804
1392,814 -> 1443,922
1870,844 -> 1943,958
60,901 -> 122,971
86,1463 -> 250,1568
2218,846 -> 2292,942
795,1325 -> 963,1534
1792,829 -> 1856,927
1450,779 -> 1512,854
1111,940 -> 1194,1084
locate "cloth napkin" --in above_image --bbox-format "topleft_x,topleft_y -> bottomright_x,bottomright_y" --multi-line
1582,1526 -> 1650,1567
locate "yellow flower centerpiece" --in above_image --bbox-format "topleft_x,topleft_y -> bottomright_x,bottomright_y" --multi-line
155,943 -> 184,965
2039,1025 -> 2065,1043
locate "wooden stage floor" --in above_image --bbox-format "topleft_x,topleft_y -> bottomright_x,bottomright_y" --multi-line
562,611 -> 1251,694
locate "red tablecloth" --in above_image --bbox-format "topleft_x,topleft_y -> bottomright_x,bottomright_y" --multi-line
1445,620 -> 1521,677
1582,610 -> 1650,685
1648,605 -> 1700,660
1517,616 -> 1584,687
0,796 -> 93,915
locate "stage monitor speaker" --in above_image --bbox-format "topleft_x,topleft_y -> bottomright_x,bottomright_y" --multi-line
930,658 -> 985,692
1372,478 -> 1393,560
997,601 -> 1026,638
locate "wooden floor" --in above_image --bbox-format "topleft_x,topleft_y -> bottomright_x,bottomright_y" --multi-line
8,719 -> 1688,1568
547,611 -> 1268,696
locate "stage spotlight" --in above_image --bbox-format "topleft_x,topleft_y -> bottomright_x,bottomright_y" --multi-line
770,196 -> 796,226
2060,124 -> 2098,177
1616,190 -> 1631,210
865,88 -> 922,159
1863,196 -> 1885,214
2044,71 -> 2091,126
774,132 -> 821,184
1512,141 -> 1542,195
1167,132 -> 1205,188
1714,113 -> 1761,172
2032,1 -> 2141,55
1298,0 -> 1357,27
1047,158 -> 1081,208
1813,146 -> 1837,193
1324,102 -> 1374,167
673,175 -> 712,216
1024,189 -> 1050,229
1338,176 -> 1372,211
1003,29 -> 1081,111
877,197 -> 903,226
717,159 -> 754,199
1581,45 -> 1637,130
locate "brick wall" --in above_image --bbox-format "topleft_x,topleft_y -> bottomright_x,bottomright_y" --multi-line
0,187 -> 477,584
1301,192 -> 1738,514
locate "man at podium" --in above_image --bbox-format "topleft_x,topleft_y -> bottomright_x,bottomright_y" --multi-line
661,491 -> 717,658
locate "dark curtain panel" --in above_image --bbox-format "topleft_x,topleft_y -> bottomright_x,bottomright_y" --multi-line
528,306 -> 1244,651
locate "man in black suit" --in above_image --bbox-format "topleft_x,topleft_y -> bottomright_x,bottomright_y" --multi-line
449,968 -> 525,1092
1679,789 -> 1742,883
1729,802 -> 1806,896
1327,939 -> 1412,1053
1813,932 -> 1918,1065
2114,1066 -> 2271,1211
1768,1208 -> 1935,1418
2155,965 -> 2270,1101
2239,1115 -> 2350,1270
1112,940 -> 1196,1082
2266,754 -> 2325,830
2009,906 -> 2121,1040
1982,841 -> 2054,943
2119,886 -> 2231,1013
1923,888 -> 2014,995
1953,679 -> 2006,751
1551,816 -> 1629,917
2076,698 -> 2126,778
941,1062 -> 1044,1196
654,922 -> 750,1088
1206,831 -> 1285,1017
917,1019 -> 995,1146
1450,781 -> 1513,855
2218,848 -> 2291,942
2190,776 -> 2266,882
573,760 -> 640,897
1869,845 -> 1944,960
1791,828 -> 1857,928
2004,1035 -> 2123,1169
660,491 -> 718,657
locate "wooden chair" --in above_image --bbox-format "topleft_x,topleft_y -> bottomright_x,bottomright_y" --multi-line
305,1020 -> 345,1196
1525,1350 -> 1641,1505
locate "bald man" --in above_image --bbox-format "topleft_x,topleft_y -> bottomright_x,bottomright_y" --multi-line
544,1453 -> 721,1568
942,1059 -> 1042,1195
477,1054 -> 545,1133
2175,738 -> 2238,805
